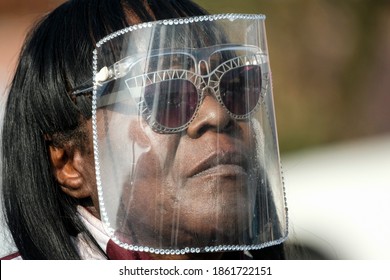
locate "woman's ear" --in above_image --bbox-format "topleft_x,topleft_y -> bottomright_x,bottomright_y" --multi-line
49,145 -> 94,199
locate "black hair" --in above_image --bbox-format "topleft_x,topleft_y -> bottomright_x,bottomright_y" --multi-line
1,0 -> 286,259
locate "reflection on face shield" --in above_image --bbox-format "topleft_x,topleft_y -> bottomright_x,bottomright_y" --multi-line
90,14 -> 288,255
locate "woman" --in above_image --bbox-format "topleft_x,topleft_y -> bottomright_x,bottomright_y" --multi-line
1,0 -> 288,260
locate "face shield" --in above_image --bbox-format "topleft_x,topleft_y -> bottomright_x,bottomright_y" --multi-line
88,14 -> 288,255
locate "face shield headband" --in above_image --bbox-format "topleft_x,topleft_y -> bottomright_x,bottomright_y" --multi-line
86,14 -> 288,255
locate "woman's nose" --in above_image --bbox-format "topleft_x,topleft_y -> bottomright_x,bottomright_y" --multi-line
186,90 -> 234,138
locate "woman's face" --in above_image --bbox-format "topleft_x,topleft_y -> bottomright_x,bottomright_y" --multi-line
95,89 -> 264,249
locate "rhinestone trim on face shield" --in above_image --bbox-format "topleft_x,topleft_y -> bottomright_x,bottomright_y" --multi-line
91,13 -> 288,255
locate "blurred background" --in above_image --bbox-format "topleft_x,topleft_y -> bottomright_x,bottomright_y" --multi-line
195,0 -> 390,152
1,0 -> 389,259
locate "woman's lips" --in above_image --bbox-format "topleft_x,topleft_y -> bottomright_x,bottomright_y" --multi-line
192,164 -> 247,178
188,151 -> 248,178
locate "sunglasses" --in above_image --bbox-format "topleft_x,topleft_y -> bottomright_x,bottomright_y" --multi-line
111,53 -> 267,134
73,47 -> 269,134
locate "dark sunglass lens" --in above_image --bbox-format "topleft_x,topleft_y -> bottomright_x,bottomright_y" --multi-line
220,65 -> 262,116
144,80 -> 198,129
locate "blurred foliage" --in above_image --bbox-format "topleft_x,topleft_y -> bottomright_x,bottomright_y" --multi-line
195,0 -> 390,153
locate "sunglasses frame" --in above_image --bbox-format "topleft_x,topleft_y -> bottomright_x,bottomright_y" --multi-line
71,45 -> 270,134
125,53 -> 270,134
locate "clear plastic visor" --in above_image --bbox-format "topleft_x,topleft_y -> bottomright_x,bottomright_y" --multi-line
92,14 -> 288,255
